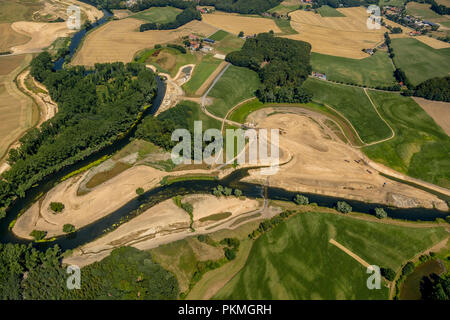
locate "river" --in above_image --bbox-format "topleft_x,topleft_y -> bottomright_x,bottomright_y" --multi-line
0,7 -> 448,252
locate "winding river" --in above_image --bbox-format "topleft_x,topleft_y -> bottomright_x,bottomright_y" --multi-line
0,7 -> 448,252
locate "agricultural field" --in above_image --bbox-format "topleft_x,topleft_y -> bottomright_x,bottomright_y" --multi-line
317,5 -> 346,17
0,0 -> 43,23
390,38 -> 450,86
285,7 -> 387,59
379,0 -> 406,7
267,2 -> 300,15
310,51 -> 396,88
302,78 -> 392,143
406,2 -> 442,20
214,211 -> 448,299
0,23 -> 29,52
72,18 -> 218,66
212,31 -> 245,54
137,47 -> 198,77
0,54 -> 36,161
182,55 -> 223,96
201,12 -> 282,36
206,65 -> 260,118
363,91 -> 450,188
131,6 -> 181,24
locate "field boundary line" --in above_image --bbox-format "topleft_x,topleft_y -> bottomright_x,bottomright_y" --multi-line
329,238 -> 370,268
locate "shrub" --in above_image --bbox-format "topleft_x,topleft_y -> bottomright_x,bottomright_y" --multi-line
223,187 -> 233,196
375,207 -> 387,219
234,189 -> 243,197
402,261 -> 415,276
63,224 -> 75,233
49,202 -> 64,213
381,267 -> 396,281
181,202 -> 193,215
136,187 -> 144,195
197,234 -> 206,242
154,44 -> 162,49
224,248 -> 236,261
336,201 -> 352,214
30,230 -> 47,241
294,194 -> 309,205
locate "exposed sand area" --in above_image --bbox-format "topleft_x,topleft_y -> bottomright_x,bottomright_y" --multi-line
201,12 -> 281,35
71,18 -> 217,66
285,7 -> 388,58
13,163 -> 240,240
64,195 -> 266,267
10,21 -> 75,54
242,109 -> 449,210
413,97 -> 450,136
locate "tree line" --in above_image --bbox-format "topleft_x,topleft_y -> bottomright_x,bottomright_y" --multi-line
312,0 -> 377,8
0,244 -> 179,299
198,0 -> 282,14
0,53 -> 158,219
413,76 -> 450,102
226,32 -> 312,103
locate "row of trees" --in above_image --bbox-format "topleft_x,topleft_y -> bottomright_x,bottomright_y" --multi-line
226,33 -> 313,103
139,7 -> 201,31
0,244 -> 179,299
311,0 -> 377,8
0,53 -> 158,218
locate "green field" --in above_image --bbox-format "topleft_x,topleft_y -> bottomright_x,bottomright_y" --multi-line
406,2 -> 442,20
273,18 -> 299,35
131,6 -> 181,23
207,65 -> 260,118
209,30 -> 229,42
317,5 -> 346,17
302,78 -> 392,143
214,32 -> 245,54
379,0 -> 406,7
311,51 -> 396,88
182,54 -> 222,96
363,91 -> 450,188
214,211 -> 448,299
391,38 -> 450,86
268,4 -> 300,15
160,100 -> 221,131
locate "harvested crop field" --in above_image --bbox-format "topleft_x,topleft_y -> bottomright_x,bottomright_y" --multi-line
0,23 -> 30,52
285,7 -> 387,58
412,97 -> 450,136
72,18 -> 218,66
414,35 -> 450,49
0,54 -> 35,160
10,21 -> 75,54
201,12 -> 281,35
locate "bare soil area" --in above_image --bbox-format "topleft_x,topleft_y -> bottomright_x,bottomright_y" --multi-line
413,97 -> 450,136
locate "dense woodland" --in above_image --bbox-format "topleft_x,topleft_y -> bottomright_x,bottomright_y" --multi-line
421,272 -> 450,300
414,76 -> 450,102
198,0 -> 282,14
226,33 -> 312,103
88,0 -> 282,15
140,7 -> 201,31
0,244 -> 178,299
0,53 -> 157,218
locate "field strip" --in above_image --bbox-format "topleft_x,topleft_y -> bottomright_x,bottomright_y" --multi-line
195,61 -> 229,96
329,238 -> 370,268
363,88 -> 395,146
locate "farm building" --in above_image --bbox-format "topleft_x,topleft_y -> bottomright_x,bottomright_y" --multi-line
203,38 -> 215,44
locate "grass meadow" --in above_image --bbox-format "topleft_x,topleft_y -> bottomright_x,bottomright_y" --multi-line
131,6 -> 181,24
302,78 -> 392,143
182,54 -> 222,96
214,211 -> 448,299
310,51 -> 396,88
391,38 -> 450,86
318,5 -> 346,17
206,65 -> 260,118
363,91 -> 450,188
